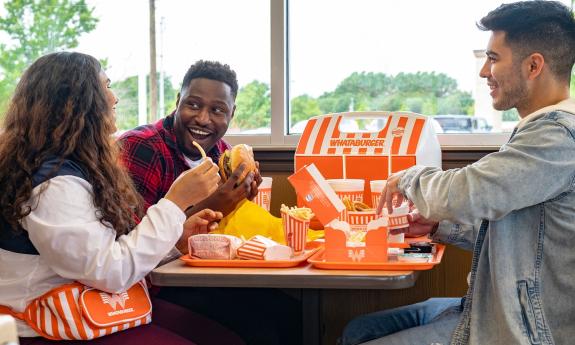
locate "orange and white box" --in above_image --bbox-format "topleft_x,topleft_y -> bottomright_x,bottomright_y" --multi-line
253,177 -> 273,211
294,111 -> 441,223
236,235 -> 293,260
287,164 -> 346,225
324,218 -> 389,263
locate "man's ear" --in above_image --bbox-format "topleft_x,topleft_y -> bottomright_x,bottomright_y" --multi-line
231,104 -> 236,118
176,92 -> 181,107
525,53 -> 545,80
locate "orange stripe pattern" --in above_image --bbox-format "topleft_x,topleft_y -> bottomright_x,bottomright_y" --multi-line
1,280 -> 151,340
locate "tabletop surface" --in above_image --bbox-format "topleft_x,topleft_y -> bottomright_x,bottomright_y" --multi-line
151,258 -> 418,290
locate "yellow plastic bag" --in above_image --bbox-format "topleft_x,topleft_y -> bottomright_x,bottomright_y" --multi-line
211,200 -> 324,245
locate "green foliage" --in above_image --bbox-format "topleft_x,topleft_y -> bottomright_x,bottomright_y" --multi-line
112,74 -> 178,130
0,0 -> 98,120
229,71 -> 476,131
316,71 -> 473,118
233,80 -> 271,130
290,94 -> 321,125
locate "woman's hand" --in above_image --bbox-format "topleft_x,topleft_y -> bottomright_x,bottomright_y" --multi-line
165,158 -> 220,211
175,209 -> 223,254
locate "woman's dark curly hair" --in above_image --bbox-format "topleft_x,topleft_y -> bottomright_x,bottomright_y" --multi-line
0,52 -> 143,237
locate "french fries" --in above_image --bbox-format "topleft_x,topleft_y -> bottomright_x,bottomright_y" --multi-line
280,204 -> 314,221
342,196 -> 354,211
342,197 -> 373,212
192,141 -> 207,159
348,230 -> 367,243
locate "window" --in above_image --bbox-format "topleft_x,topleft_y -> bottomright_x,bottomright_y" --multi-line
77,0 -> 271,135
1,0 -> 571,147
284,0 -> 562,147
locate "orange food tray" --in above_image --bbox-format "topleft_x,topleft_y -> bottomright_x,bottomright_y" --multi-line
180,247 -> 320,268
307,244 -> 445,270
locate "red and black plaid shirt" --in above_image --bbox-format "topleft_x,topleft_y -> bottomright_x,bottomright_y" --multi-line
118,114 -> 230,211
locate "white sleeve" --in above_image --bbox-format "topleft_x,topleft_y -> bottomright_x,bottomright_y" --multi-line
22,175 -> 186,293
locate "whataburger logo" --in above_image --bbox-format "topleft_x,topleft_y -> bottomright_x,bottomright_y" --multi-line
99,291 -> 134,316
392,127 -> 405,137
329,139 -> 386,147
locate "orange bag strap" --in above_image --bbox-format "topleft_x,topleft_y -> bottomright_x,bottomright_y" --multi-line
0,304 -> 25,320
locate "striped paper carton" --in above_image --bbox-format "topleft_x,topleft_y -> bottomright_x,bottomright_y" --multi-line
281,210 -> 311,255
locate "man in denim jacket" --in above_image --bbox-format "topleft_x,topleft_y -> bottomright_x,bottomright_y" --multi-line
341,1 -> 575,344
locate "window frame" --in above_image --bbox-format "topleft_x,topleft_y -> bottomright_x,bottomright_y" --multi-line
223,0 -> 510,150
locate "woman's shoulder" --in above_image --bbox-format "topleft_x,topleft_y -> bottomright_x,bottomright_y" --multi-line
33,158 -> 88,188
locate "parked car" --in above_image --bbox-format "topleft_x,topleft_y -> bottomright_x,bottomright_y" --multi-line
432,115 -> 493,133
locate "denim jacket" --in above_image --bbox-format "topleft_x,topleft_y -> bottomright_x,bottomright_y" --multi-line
399,99 -> 575,345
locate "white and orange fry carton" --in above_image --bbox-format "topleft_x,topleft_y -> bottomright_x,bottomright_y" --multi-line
280,204 -> 315,255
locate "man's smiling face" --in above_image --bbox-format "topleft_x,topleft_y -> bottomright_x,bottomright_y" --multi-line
173,78 -> 235,159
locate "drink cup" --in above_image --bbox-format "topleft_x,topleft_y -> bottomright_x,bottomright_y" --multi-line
254,177 -> 273,211
370,180 -> 387,209
327,179 -> 364,221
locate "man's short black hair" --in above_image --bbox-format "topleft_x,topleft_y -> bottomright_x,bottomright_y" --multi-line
478,0 -> 575,82
180,60 -> 238,99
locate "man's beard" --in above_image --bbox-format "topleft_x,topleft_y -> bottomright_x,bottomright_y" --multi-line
493,66 -> 528,111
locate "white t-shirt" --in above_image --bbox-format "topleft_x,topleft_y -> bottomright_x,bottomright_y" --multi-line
184,155 -> 203,169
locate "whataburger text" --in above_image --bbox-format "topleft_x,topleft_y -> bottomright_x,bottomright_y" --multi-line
329,139 -> 386,147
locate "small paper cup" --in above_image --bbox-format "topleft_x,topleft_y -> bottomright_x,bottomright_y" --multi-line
254,177 -> 273,211
370,180 -> 387,208
387,203 -> 409,230
281,210 -> 310,255
347,210 -> 378,231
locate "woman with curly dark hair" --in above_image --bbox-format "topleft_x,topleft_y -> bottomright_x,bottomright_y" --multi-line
0,52 -> 244,345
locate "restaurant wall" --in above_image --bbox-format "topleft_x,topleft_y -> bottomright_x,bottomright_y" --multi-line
256,148 -> 494,345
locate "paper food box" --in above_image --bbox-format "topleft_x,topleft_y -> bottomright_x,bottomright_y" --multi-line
295,111 -> 441,218
289,164 -> 401,263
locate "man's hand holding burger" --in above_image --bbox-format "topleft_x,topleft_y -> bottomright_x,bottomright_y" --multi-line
186,144 -> 262,218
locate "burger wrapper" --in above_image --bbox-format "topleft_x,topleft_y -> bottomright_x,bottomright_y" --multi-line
188,234 -> 242,260
236,235 -> 293,260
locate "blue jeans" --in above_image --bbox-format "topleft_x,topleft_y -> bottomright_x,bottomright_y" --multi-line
339,298 -> 462,345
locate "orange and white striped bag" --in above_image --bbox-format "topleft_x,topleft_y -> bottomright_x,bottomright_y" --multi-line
0,280 -> 152,340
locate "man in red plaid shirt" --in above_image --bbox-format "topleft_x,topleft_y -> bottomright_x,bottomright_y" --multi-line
117,61 -> 300,345
118,60 -> 261,216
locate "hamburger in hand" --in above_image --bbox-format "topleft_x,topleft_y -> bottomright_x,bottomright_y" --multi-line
218,144 -> 256,183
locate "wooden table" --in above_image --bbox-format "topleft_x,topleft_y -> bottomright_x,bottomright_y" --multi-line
151,260 -> 418,345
